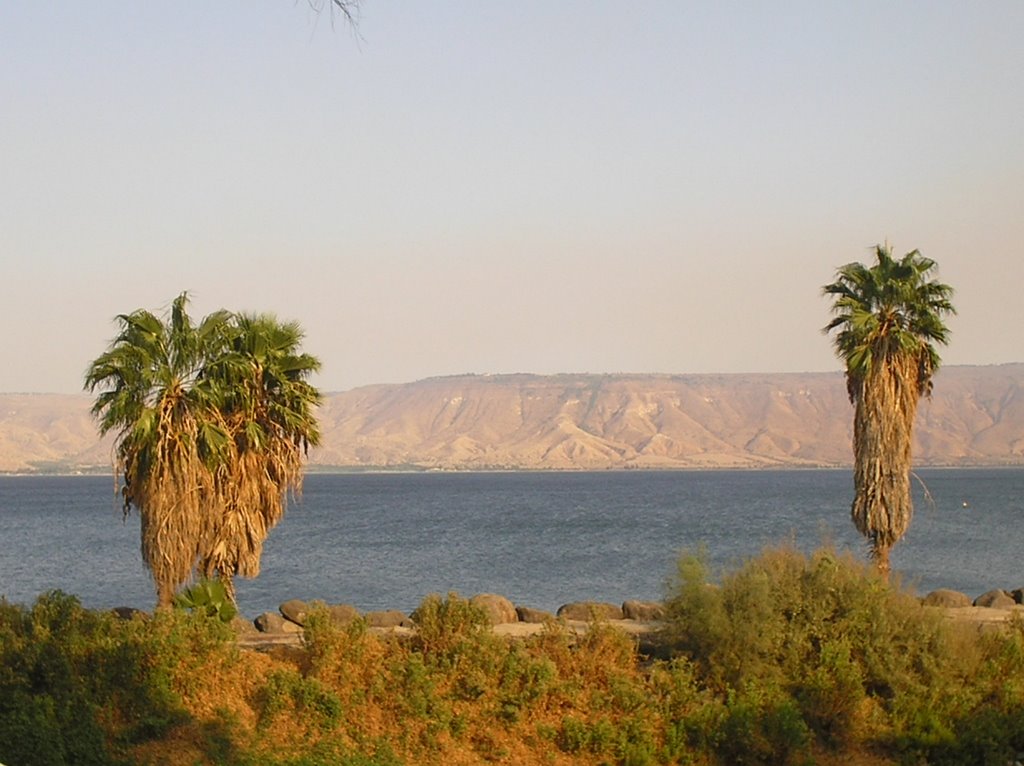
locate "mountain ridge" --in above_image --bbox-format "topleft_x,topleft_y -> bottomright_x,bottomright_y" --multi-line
1,364 -> 1022,473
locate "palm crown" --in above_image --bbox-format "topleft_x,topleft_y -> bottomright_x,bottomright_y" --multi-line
823,244 -> 955,399
86,296 -> 235,478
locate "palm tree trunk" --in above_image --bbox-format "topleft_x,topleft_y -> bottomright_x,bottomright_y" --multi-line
156,580 -> 176,610
851,354 -> 921,579
220,571 -> 237,606
870,538 -> 892,581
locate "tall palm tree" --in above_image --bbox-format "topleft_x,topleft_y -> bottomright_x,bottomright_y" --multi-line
823,244 -> 955,578
198,313 -> 322,602
85,295 -> 321,608
84,294 -> 233,607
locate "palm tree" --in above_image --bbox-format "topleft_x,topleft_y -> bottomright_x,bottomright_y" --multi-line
84,294 -> 233,607
198,313 -> 322,602
823,244 -> 955,578
85,295 -> 321,608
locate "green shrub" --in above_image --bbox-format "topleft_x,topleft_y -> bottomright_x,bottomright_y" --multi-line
410,592 -> 491,664
0,593 -> 184,765
717,682 -> 810,765
0,592 -> 242,766
891,620 -> 1024,764
406,591 -> 509,727
302,604 -> 370,682
494,647 -> 556,723
555,715 -> 590,753
173,577 -> 238,622
661,544 -> 1024,762
392,652 -> 439,719
257,667 -> 343,730
793,636 -> 865,745
552,713 -> 657,761
665,546 -> 945,690
0,593 -> 129,765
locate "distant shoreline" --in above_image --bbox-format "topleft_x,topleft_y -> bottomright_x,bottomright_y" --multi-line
4,462 -> 1024,478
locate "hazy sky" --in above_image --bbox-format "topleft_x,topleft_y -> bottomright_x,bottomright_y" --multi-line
2,2 -> 1021,394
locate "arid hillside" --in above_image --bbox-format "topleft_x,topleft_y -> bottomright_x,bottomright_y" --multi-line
1,364 -> 1022,473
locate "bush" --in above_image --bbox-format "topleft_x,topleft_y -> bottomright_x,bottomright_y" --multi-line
174,577 -> 239,623
662,544 -> 1024,763
0,593 -> 136,765
302,604 -> 372,683
10,548 -> 1024,765
256,667 -> 343,731
410,592 -> 491,664
0,591 -> 238,766
717,683 -> 810,765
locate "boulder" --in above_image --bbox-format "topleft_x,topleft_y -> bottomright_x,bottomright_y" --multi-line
974,589 -> 1016,609
470,593 -> 518,625
255,612 -> 301,633
622,600 -> 666,622
556,601 -> 624,621
365,610 -> 414,628
327,604 -> 361,627
515,605 -> 555,624
279,599 -> 310,626
921,589 -> 972,608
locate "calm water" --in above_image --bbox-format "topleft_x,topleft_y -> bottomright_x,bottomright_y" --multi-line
0,469 -> 1020,618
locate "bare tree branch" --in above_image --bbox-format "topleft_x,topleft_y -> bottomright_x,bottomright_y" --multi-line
305,0 -> 361,28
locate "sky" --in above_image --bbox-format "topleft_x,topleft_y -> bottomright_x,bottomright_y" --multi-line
2,2 -> 1021,394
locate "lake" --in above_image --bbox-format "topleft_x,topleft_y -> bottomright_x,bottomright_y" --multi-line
0,468 -> 1020,617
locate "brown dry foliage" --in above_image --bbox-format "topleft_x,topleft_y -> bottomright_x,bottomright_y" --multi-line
850,353 -> 923,576
124,389 -> 210,608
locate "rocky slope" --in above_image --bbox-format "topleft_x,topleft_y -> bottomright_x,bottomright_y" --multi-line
1,365 -> 1022,473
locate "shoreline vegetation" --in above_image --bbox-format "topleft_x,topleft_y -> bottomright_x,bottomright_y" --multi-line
4,546 -> 1024,765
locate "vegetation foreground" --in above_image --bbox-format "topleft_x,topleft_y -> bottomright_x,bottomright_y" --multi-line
3,547 -> 1024,766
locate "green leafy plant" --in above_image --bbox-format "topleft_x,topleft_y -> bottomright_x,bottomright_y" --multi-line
174,578 -> 239,623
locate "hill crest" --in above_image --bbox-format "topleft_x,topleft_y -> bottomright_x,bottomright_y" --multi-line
2,365 -> 1022,473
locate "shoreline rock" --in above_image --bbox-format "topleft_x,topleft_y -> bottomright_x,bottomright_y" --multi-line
119,585 -> 1024,648
556,601 -> 624,621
